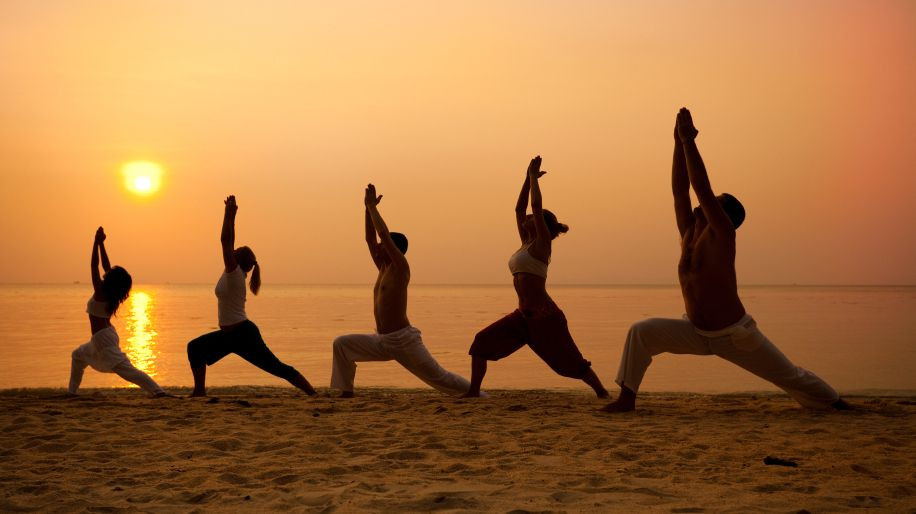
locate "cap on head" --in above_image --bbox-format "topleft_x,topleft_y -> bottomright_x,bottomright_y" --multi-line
390,232 -> 408,254
719,193 -> 746,229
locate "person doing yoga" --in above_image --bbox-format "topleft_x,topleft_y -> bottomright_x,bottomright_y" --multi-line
603,108 -> 850,412
187,195 -> 316,397
330,184 -> 472,397
463,156 -> 609,398
68,227 -> 166,396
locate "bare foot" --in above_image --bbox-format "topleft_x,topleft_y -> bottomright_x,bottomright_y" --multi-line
595,388 -> 610,399
600,399 -> 635,413
153,392 -> 180,399
339,391 -> 354,398
188,390 -> 207,398
832,398 -> 852,410
460,390 -> 482,398
601,386 -> 636,413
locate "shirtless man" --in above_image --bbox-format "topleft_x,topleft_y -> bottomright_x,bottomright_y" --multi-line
330,184 -> 472,397
603,108 -> 849,412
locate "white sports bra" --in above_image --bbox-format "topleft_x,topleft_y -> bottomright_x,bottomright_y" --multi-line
86,296 -> 110,318
508,247 -> 549,278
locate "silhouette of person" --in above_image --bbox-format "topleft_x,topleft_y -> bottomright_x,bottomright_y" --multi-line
68,227 -> 167,396
187,196 -> 316,397
330,184 -> 472,397
603,108 -> 850,412
463,156 -> 609,398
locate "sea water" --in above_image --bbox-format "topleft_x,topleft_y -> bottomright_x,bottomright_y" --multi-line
0,284 -> 913,393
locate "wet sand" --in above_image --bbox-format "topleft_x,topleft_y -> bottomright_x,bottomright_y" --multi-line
1,387 -> 914,512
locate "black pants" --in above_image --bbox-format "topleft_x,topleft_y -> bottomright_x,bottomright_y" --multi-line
187,320 -> 299,381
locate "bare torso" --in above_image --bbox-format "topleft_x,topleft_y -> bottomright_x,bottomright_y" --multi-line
373,264 -> 411,334
513,273 -> 552,312
678,222 -> 746,331
512,244 -> 553,312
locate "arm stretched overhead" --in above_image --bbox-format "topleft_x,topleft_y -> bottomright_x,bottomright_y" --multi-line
672,117 -> 694,237
221,195 -> 239,273
526,156 -> 551,261
515,156 -> 548,243
364,184 -> 408,271
365,207 -> 383,269
96,227 -> 112,273
90,228 -> 105,295
677,108 -> 735,235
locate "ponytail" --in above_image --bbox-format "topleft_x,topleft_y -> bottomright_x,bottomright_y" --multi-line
542,209 -> 570,240
249,262 -> 261,295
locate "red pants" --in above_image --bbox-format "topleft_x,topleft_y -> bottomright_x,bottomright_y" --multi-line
469,302 -> 592,379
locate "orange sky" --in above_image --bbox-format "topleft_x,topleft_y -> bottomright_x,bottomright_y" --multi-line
1,1 -> 914,285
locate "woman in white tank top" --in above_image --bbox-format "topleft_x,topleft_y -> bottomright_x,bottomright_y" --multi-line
463,156 -> 609,398
68,227 -> 166,396
186,195 -> 316,397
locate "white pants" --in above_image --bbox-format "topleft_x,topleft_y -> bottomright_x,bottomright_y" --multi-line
69,327 -> 164,395
331,326 -> 471,396
615,315 -> 839,409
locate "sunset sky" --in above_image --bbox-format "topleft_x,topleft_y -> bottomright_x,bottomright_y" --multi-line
1,0 -> 914,285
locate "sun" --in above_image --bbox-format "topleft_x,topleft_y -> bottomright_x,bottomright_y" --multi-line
122,161 -> 163,196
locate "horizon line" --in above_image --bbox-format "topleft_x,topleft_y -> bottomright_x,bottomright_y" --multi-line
2,282 -> 915,288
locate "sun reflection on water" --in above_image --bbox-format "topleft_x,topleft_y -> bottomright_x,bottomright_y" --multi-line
124,290 -> 158,380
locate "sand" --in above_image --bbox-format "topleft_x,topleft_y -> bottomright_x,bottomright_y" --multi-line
1,387 -> 914,513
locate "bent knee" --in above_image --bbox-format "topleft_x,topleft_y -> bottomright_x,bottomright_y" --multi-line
628,318 -> 663,335
332,336 -> 351,352
186,341 -> 206,366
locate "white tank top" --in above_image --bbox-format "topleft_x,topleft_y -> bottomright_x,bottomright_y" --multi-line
508,247 -> 549,278
215,267 -> 247,326
86,296 -> 110,318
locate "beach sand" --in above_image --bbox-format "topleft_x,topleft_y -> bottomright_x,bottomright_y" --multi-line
1,388 -> 914,512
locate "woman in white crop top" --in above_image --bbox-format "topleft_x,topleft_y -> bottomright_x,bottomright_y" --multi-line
68,227 -> 166,396
186,195 -> 316,397
463,156 -> 609,398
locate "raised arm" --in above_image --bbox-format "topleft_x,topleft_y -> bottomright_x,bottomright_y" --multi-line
221,195 -> 239,273
677,108 -> 734,234
515,169 -> 531,242
526,156 -> 552,259
90,228 -> 104,294
515,157 -> 547,242
364,184 -> 408,270
672,118 -> 694,237
95,226 -> 112,272
365,206 -> 383,268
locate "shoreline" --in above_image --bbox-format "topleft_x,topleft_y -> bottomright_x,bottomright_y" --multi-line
2,387 -> 914,511
4,386 -> 916,397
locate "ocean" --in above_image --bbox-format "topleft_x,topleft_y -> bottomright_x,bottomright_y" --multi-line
1,284 -> 913,393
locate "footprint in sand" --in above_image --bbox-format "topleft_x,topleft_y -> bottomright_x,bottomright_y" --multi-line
850,464 -> 882,479
272,474 -> 301,485
207,438 -> 243,451
218,472 -> 250,485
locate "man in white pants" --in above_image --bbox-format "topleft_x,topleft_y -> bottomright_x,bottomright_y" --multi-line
603,108 -> 849,412
330,184 -> 472,397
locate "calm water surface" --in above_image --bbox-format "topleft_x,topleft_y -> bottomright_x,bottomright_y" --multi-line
0,284 -> 913,393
